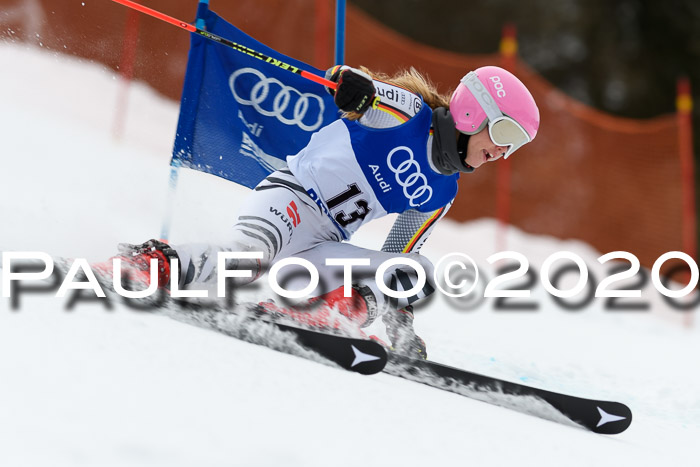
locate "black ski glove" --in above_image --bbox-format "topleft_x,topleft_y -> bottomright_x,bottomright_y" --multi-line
326,66 -> 376,114
383,305 -> 427,360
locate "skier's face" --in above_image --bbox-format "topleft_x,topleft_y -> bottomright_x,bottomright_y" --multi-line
463,128 -> 508,169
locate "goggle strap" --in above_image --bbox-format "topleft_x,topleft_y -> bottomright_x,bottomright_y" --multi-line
461,72 -> 503,123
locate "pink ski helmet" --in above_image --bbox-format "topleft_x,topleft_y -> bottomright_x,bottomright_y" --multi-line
449,66 -> 539,159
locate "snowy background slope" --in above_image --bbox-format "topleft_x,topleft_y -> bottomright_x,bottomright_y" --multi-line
1,44 -> 700,466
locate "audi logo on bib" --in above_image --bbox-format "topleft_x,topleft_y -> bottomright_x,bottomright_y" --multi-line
229,68 -> 326,132
387,146 -> 433,207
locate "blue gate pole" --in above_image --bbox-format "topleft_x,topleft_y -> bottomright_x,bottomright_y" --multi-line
195,0 -> 209,29
160,0 -> 210,241
334,0 -> 346,64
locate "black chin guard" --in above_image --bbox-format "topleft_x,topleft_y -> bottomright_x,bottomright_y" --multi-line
431,107 -> 474,175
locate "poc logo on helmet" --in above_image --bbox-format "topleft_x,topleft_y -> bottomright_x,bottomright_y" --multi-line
489,76 -> 506,98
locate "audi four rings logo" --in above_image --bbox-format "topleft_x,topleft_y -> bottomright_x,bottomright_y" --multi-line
386,146 -> 433,207
229,68 -> 325,132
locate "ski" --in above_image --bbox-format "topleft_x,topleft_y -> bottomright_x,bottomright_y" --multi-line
384,354 -> 632,434
27,257 -> 630,427
41,258 -> 389,376
162,300 -> 388,375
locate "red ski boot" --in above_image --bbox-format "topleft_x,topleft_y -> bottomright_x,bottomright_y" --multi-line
92,239 -> 178,290
256,285 -> 378,335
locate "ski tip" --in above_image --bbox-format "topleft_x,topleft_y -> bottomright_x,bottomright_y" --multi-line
347,342 -> 388,375
590,402 -> 633,435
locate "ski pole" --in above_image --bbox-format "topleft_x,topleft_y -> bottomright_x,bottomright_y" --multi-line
110,0 -> 337,90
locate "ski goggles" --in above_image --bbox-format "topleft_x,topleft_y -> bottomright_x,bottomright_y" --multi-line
461,71 -> 531,159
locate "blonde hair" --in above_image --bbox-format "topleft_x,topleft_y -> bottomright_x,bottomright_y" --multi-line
343,66 -> 452,121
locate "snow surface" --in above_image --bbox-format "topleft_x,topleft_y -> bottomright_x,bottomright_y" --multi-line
1,43 -> 699,466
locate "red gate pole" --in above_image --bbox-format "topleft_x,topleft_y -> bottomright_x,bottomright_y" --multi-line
676,77 -> 697,327
112,9 -> 140,140
496,23 -> 517,252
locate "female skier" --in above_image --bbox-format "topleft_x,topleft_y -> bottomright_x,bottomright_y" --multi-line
112,64 -> 540,358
